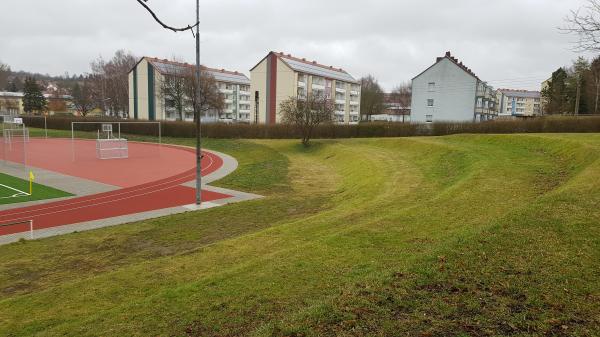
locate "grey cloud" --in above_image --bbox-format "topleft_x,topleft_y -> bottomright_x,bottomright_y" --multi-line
0,0 -> 593,91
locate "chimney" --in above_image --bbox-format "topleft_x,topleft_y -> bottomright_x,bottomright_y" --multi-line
302,58 -> 306,61
287,54 -> 291,57
312,61 -> 317,64
221,68 -> 225,72
279,52 -> 284,56
445,51 -> 451,57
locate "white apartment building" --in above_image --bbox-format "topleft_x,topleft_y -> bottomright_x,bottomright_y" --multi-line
128,57 -> 251,123
250,51 -> 361,124
411,51 -> 498,123
497,89 -> 542,118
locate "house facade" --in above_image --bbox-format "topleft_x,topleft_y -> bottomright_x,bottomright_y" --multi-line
128,57 -> 251,123
497,89 -> 542,118
0,91 -> 74,117
411,51 -> 498,123
250,51 -> 361,125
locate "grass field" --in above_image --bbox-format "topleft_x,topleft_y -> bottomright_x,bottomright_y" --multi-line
0,172 -> 71,205
0,133 -> 599,336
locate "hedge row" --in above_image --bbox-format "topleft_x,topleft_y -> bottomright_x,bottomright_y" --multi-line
20,115 -> 600,139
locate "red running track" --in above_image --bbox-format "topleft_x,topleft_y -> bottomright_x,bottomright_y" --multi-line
0,139 -> 231,236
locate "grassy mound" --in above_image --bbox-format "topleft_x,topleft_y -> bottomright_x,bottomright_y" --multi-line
0,134 -> 598,336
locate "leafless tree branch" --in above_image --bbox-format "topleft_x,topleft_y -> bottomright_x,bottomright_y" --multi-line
561,0 -> 600,52
136,0 -> 199,33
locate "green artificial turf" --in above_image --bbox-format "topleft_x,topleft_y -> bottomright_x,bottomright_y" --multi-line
0,133 -> 598,336
0,172 -> 71,205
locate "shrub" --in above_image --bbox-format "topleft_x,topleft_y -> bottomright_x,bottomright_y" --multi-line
20,115 -> 600,140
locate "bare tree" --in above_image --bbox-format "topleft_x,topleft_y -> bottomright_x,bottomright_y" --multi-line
71,79 -> 95,117
563,0 -> 600,52
90,50 -> 137,117
280,93 -> 334,146
360,75 -> 385,121
0,61 -> 10,91
160,72 -> 188,121
159,64 -> 224,122
389,83 -> 412,123
184,69 -> 224,122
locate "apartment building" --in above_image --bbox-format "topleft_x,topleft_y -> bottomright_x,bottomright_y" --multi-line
0,92 -> 24,116
0,91 -> 74,117
497,89 -> 542,118
250,51 -> 361,124
411,51 -> 498,123
128,57 -> 251,123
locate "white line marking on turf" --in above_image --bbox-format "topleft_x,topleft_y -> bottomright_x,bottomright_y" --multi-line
0,184 -> 29,199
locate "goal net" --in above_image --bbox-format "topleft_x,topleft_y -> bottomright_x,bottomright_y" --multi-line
96,124 -> 128,160
71,121 -> 161,161
1,120 -> 28,167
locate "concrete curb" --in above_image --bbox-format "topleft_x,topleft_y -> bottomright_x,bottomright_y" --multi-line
0,147 -> 263,246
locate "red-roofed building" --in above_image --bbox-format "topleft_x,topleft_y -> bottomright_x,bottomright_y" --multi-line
250,51 -> 361,124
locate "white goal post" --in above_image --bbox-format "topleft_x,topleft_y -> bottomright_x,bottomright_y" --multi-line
3,128 -> 30,145
71,121 -> 161,161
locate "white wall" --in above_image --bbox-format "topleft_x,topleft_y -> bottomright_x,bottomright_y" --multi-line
411,58 -> 477,123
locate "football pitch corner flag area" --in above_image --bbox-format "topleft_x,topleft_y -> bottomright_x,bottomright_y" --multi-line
0,172 -> 70,205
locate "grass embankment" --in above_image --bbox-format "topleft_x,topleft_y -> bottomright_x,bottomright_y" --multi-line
0,173 -> 71,205
0,133 -> 599,336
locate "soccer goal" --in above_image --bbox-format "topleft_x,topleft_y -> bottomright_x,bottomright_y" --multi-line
96,124 -> 128,160
2,118 -> 30,147
71,121 -> 161,161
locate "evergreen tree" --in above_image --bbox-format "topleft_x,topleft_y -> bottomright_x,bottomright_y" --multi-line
22,77 -> 47,114
568,57 -> 590,114
542,68 -> 569,115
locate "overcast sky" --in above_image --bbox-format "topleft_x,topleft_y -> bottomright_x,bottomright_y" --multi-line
0,0 -> 594,91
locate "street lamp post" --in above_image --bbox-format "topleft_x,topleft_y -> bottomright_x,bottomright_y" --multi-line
195,0 -> 202,206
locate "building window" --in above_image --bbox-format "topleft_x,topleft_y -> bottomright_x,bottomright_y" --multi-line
426,114 -> 433,123
427,99 -> 434,107
428,82 -> 436,92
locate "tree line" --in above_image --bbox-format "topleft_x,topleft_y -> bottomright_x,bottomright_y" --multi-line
542,56 -> 600,115
0,50 -> 137,117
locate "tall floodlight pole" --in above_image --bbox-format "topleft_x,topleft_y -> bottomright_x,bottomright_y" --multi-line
195,0 -> 202,205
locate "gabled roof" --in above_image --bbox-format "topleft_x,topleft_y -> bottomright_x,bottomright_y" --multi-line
412,51 -> 480,81
250,51 -> 359,84
131,57 -> 250,85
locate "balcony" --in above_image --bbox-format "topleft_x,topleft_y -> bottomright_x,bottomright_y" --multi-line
335,99 -> 346,104
350,101 -> 359,106
297,81 -> 306,88
312,83 -> 325,90
335,87 -> 346,93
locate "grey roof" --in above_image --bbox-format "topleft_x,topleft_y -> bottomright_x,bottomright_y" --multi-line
0,91 -> 24,97
278,55 -> 358,83
146,58 -> 250,85
498,90 -> 541,98
208,69 -> 250,85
